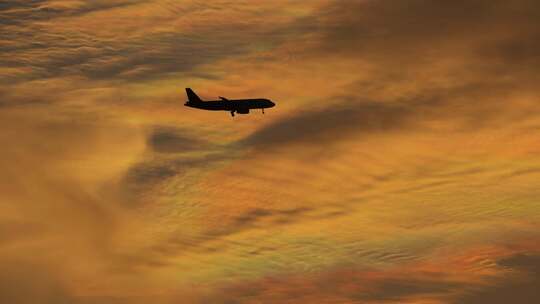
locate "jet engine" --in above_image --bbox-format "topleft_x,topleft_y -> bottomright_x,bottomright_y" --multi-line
236,108 -> 250,114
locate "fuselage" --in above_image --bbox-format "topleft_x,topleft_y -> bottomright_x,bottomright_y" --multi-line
185,98 -> 275,112
183,88 -> 275,116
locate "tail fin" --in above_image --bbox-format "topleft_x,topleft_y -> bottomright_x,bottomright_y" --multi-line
186,88 -> 202,103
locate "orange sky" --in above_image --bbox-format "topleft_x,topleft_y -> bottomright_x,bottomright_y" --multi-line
1,1 -> 540,303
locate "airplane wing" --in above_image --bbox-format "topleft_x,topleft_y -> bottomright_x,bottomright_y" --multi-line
219,96 -> 229,101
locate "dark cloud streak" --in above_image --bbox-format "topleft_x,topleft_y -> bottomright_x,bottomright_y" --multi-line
240,98 -> 413,149
457,254 -> 540,304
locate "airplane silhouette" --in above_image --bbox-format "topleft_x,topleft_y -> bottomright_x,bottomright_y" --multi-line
184,88 -> 275,117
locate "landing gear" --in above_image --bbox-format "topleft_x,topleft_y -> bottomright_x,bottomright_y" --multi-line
262,108 -> 265,114
230,110 -> 235,117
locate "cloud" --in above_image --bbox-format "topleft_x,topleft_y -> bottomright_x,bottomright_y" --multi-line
0,219 -> 44,245
0,260 -> 74,304
134,206 -> 314,262
230,207 -> 313,231
313,0 -> 540,59
240,98 -> 413,149
0,107 -> 149,299
457,254 -> 540,304
0,1 -> 142,25
0,1 -> 319,84
118,132 -> 232,208
2,1 -> 540,303
197,263 -> 467,304
238,81 -> 524,151
360,278 -> 462,302
147,126 -> 209,153
231,0 -> 540,152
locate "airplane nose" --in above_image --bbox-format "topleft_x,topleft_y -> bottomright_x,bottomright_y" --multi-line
268,100 -> 275,107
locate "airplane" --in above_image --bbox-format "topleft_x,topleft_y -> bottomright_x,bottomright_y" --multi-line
184,88 -> 275,117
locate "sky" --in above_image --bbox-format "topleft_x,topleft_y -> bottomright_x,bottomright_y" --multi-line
1,0 -> 540,303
